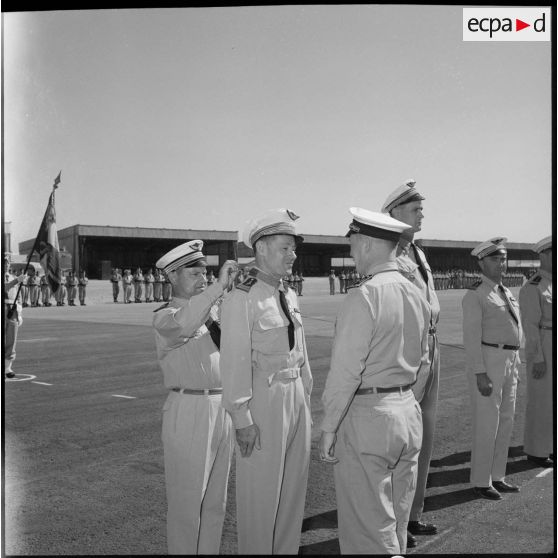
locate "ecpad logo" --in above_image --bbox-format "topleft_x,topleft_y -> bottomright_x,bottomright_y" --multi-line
463,8 -> 550,41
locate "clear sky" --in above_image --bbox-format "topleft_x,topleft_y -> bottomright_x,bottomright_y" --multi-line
3,5 -> 553,252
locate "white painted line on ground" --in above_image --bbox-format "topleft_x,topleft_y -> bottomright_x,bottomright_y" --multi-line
536,467 -> 553,478
31,381 -> 52,386
111,394 -> 136,399
4,374 -> 36,382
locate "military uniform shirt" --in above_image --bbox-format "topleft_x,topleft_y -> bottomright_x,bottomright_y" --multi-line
396,240 -> 440,325
153,283 -> 225,390
220,268 -> 313,430
462,275 -> 522,375
321,261 -> 430,433
519,269 -> 552,362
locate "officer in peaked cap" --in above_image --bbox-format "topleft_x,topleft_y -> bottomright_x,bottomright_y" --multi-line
319,207 -> 430,554
152,239 -> 238,554
462,237 -> 522,500
381,178 -> 439,543
519,236 -> 553,468
220,208 -> 312,554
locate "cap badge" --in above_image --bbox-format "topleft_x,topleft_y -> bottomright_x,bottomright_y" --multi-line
349,222 -> 360,233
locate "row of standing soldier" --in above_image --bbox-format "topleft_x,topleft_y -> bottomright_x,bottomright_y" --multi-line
8,269 -> 88,307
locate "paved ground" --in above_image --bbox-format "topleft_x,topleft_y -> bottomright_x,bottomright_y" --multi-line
3,279 -> 555,555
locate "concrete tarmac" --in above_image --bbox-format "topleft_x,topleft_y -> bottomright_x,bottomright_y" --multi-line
3,278 -> 555,555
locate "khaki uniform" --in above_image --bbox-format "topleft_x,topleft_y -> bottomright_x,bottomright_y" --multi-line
519,270 -> 553,458
396,240 -> 440,521
122,273 -> 133,303
4,273 -> 23,374
321,262 -> 430,554
153,282 -> 233,555
220,268 -> 312,555
78,275 -> 88,305
110,270 -> 122,302
462,276 -> 522,487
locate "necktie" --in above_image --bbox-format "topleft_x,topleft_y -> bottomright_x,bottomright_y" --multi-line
278,288 -> 295,350
497,285 -> 519,325
205,318 -> 221,349
411,243 -> 429,286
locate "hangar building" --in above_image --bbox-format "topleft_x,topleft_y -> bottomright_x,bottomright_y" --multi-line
19,224 -> 538,279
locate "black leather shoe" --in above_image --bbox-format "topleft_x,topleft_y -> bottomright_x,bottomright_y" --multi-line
408,521 -> 438,535
407,532 -> 417,548
5,372 -> 15,379
527,455 -> 554,468
493,480 -> 520,493
473,486 -> 502,500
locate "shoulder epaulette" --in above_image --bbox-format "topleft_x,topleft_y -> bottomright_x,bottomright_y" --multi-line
528,273 -> 542,285
153,302 -> 170,313
353,275 -> 372,288
236,276 -> 258,293
468,279 -> 483,290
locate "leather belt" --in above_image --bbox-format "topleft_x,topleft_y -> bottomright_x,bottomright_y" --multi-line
428,326 -> 437,335
171,387 -> 223,395
355,384 -> 412,395
540,325 -> 553,330
481,341 -> 520,351
267,367 -> 300,385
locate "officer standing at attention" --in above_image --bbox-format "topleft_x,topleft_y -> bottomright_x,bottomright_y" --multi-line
462,237 -> 522,500
133,267 -> 144,303
78,270 -> 88,306
319,208 -> 429,555
144,268 -> 155,302
220,209 -> 313,555
153,268 -> 164,302
153,240 -> 238,555
67,271 -> 78,306
381,178 -> 440,543
519,236 -> 553,467
40,273 -> 51,306
122,269 -> 133,304
27,270 -> 40,307
329,270 -> 336,295
110,268 -> 122,303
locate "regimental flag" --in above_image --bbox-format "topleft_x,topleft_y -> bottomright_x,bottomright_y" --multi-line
37,188 -> 61,293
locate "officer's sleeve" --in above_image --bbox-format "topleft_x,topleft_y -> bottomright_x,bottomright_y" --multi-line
320,289 -> 372,433
519,284 -> 543,362
153,283 -> 224,349
462,291 -> 485,375
220,290 -> 254,430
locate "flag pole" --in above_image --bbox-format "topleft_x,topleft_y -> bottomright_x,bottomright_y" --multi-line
7,172 -> 61,318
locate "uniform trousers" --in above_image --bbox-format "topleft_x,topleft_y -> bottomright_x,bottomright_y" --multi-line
235,374 -> 311,555
334,390 -> 422,554
154,282 -> 163,301
67,286 -> 77,303
124,283 -> 133,303
145,283 -> 154,301
4,305 -> 21,373
410,332 -> 439,521
29,285 -> 39,305
162,391 -> 233,555
78,286 -> 86,304
41,286 -> 50,305
112,282 -> 120,301
467,346 -> 519,487
134,282 -> 143,301
524,329 -> 553,457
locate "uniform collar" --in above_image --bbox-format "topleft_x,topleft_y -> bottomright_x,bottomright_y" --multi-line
363,261 -> 399,278
481,274 -> 502,290
253,267 -> 282,290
